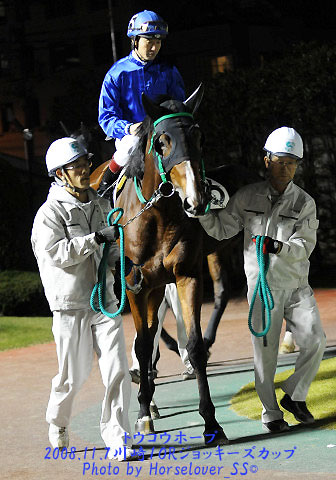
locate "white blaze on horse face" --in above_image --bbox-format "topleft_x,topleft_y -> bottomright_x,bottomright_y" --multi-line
185,161 -> 201,209
171,161 -> 201,212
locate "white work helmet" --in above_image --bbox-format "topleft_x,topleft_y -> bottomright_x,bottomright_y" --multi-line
264,127 -> 303,159
46,137 -> 88,176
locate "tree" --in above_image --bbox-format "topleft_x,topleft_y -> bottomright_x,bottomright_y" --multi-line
197,41 -> 336,264
0,159 -> 36,270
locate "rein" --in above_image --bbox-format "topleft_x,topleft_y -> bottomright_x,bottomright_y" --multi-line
127,179 -> 175,225
248,235 -> 274,345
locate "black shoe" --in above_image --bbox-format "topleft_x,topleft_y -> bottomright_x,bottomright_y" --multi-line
280,394 -> 315,424
262,419 -> 290,433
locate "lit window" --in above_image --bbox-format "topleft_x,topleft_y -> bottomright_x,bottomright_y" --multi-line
211,56 -> 232,75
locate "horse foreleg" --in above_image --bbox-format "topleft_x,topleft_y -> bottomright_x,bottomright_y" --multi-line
176,276 -> 229,446
127,290 -> 155,434
128,287 -> 164,433
146,287 -> 165,421
203,252 -> 229,352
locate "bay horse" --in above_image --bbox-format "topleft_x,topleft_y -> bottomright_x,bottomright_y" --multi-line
90,87 -> 260,444
92,165 -> 255,360
92,84 -> 228,445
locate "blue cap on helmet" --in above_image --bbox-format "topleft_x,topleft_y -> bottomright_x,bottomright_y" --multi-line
127,10 -> 168,38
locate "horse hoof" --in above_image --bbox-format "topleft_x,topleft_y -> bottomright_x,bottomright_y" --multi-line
203,428 -> 229,446
150,402 -> 161,420
135,416 -> 155,434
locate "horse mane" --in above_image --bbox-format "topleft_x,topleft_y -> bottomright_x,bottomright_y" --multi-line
124,116 -> 151,180
124,95 -> 181,180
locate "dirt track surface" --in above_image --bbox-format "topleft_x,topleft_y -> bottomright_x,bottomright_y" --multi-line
1,288 -> 335,480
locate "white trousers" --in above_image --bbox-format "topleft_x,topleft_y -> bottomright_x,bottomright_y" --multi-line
114,135 -> 140,167
130,283 -> 194,374
248,285 -> 326,423
46,308 -> 132,450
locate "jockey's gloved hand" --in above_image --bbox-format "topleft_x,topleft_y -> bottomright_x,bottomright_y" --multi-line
252,236 -> 282,254
95,226 -> 120,244
115,256 -> 134,277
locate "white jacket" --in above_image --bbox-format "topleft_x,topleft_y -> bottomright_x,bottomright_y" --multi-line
31,184 -> 119,311
199,180 -> 319,290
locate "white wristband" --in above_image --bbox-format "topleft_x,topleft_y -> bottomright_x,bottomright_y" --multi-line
125,123 -> 132,135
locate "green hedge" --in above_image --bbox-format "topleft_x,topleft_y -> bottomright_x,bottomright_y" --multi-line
0,271 -> 50,316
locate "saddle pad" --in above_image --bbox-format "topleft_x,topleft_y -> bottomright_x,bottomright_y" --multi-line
112,167 -> 128,206
116,175 -> 127,193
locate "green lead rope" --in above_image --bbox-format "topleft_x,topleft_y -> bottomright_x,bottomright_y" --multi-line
248,235 -> 274,342
90,208 -> 127,318
134,177 -> 148,203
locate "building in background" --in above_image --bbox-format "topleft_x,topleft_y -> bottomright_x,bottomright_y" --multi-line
0,0 -> 335,172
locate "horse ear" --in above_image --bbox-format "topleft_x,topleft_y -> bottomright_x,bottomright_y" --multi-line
142,93 -> 164,120
183,83 -> 204,114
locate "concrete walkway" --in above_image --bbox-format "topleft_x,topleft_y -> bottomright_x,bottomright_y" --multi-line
1,289 -> 336,480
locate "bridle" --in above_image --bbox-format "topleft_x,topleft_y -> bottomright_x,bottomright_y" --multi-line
148,111 -> 198,180
132,110 -> 212,215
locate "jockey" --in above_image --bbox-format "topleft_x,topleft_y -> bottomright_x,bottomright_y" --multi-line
98,9 -> 185,189
98,10 -> 194,382
198,127 -> 326,433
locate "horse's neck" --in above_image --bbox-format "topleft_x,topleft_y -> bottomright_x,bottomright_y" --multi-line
141,156 -> 161,200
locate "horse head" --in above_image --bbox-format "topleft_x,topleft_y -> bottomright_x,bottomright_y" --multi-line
141,84 -> 209,216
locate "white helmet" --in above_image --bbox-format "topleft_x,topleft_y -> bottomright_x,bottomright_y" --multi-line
264,127 -> 303,159
46,137 -> 88,176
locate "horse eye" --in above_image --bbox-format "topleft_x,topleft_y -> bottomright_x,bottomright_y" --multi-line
154,134 -> 170,155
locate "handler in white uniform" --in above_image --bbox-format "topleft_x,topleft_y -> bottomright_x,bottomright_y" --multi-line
31,138 -> 134,460
198,127 -> 326,433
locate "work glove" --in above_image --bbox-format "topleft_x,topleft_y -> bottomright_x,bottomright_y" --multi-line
115,256 -> 134,277
252,236 -> 282,254
95,225 -> 119,244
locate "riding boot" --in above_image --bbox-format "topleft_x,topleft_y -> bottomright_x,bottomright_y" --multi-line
97,165 -> 119,197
